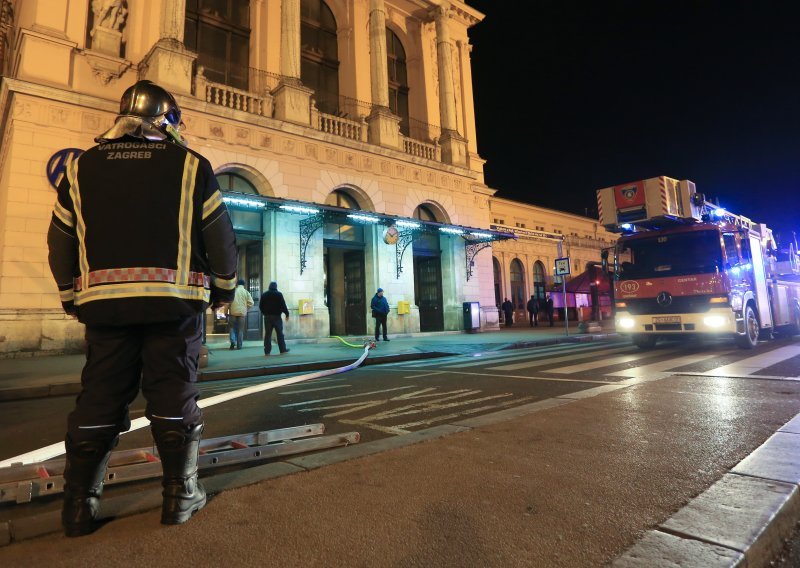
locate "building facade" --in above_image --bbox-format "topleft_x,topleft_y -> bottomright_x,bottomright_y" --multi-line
0,0 -> 613,356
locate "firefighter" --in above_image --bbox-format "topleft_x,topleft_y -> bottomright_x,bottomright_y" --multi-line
47,80 -> 238,536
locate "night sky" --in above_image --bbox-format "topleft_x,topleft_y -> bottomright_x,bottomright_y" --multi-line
464,0 -> 800,243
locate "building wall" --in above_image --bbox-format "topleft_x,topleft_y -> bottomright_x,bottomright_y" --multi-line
0,0 -> 611,356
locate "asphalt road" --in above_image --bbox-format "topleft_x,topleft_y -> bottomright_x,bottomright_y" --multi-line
3,335 -> 800,565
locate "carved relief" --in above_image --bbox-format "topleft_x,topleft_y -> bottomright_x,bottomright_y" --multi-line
260,135 -> 272,148
325,148 -> 337,162
235,127 -> 250,142
283,139 -> 295,153
381,161 -> 391,174
426,172 -> 435,184
209,123 -> 225,138
363,157 -> 373,170
81,113 -> 101,133
89,0 -> 128,57
344,153 -> 355,167
396,165 -> 405,178
413,169 -> 420,181
305,144 -> 318,159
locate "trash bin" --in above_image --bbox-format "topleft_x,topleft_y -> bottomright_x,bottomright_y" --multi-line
463,301 -> 480,332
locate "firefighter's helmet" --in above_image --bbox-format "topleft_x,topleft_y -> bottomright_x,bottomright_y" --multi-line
96,80 -> 187,146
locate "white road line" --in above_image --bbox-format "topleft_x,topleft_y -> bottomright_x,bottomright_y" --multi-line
279,385 -> 418,408
403,371 -> 446,379
443,344 -> 608,369
549,349 -> 677,374
279,385 -> 351,395
702,345 -> 800,376
609,351 -> 728,377
434,369 -> 614,384
489,346 -> 635,371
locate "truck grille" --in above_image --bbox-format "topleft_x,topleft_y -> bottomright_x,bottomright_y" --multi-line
623,295 -> 722,315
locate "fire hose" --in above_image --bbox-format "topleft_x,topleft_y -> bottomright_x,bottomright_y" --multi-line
0,342 -> 375,468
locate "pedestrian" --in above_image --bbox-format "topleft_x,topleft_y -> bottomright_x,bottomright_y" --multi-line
370,287 -> 390,341
502,297 -> 514,327
260,281 -> 290,355
47,80 -> 237,536
527,295 -> 539,327
227,279 -> 254,350
546,294 -> 555,327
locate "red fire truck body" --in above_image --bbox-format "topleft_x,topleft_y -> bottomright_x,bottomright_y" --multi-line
597,177 -> 800,349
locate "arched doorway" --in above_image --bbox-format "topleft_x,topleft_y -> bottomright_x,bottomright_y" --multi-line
533,261 -> 546,302
324,188 -> 366,335
413,204 -> 444,332
492,257 -> 502,309
510,259 -> 526,325
215,171 -> 264,342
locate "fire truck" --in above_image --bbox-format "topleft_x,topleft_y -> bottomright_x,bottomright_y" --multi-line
597,176 -> 800,349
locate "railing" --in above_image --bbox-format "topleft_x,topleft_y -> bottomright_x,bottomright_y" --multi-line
402,136 -> 439,161
195,67 -> 274,117
314,107 -> 368,142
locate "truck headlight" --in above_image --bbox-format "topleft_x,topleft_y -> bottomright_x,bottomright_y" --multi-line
703,315 -> 726,327
730,294 -> 743,311
618,317 -> 635,329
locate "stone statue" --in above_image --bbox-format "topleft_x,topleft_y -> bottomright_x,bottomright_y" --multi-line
91,0 -> 127,32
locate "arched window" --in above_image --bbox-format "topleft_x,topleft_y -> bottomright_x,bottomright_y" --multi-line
533,261 -> 546,300
493,257 -> 502,307
216,172 -> 257,194
324,189 -> 363,241
185,0 -> 250,90
301,0 -> 339,115
386,28 -> 409,136
510,259 -> 525,310
413,204 -> 440,252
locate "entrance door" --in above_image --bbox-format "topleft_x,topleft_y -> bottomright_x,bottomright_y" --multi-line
414,254 -> 444,332
244,242 -> 263,340
343,251 -> 366,335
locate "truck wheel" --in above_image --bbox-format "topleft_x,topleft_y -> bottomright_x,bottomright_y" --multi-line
736,305 -> 759,349
632,334 -> 657,349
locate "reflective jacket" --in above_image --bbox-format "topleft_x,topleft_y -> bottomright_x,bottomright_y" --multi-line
47,137 -> 238,326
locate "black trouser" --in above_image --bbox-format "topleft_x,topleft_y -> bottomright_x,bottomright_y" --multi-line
374,313 -> 388,339
504,311 -> 513,326
263,314 -> 287,354
529,311 -> 538,326
67,314 -> 203,444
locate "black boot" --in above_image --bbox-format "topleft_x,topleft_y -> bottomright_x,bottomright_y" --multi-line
62,436 -> 118,537
154,424 -> 206,525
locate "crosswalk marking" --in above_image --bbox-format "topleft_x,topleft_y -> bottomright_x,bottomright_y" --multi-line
702,345 -> 800,377
610,352 -> 727,377
549,349 -> 677,374
445,343 -> 618,370
489,346 -> 635,372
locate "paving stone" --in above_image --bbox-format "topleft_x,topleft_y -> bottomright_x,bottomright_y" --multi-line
732,431 -> 800,484
660,473 -> 799,567
612,530 -> 743,567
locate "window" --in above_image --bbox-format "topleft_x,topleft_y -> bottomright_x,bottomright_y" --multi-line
510,259 -> 525,309
493,218 -> 505,225
533,261 -> 546,300
386,28 -> 409,136
493,257 -> 502,307
413,204 -> 440,252
515,222 -> 526,228
185,0 -> 250,90
723,233 -> 739,264
216,172 -> 261,233
324,189 -> 363,241
301,0 -> 339,115
216,172 -> 257,194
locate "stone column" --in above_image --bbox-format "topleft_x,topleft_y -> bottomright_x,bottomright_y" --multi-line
274,0 -> 313,125
366,0 -> 401,149
139,0 -> 196,95
433,4 -> 467,167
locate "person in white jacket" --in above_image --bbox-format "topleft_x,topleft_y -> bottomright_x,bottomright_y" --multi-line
228,279 -> 254,349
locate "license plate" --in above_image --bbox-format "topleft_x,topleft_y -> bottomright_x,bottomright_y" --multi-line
653,316 -> 681,324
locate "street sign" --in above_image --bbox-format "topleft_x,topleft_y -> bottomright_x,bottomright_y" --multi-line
555,257 -> 571,276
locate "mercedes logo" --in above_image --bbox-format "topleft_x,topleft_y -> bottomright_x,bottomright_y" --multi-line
656,292 -> 673,307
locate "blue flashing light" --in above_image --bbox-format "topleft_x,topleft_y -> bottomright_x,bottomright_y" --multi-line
713,208 -> 726,218
620,223 -> 633,231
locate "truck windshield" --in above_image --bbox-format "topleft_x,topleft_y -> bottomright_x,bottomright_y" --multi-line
618,230 -> 722,280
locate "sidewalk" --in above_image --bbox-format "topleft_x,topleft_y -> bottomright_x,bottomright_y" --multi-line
0,321 -> 615,402
4,323 -> 800,566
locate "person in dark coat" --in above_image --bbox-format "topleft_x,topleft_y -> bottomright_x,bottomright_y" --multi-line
47,80 -> 238,536
501,297 -> 514,327
370,287 -> 390,341
545,295 -> 555,327
526,295 -> 540,327
259,281 -> 290,355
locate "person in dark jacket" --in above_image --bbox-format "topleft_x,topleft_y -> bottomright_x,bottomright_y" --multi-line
526,295 -> 540,327
47,80 -> 237,536
501,297 -> 514,326
545,295 -> 555,327
370,287 -> 390,341
259,281 -> 290,355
